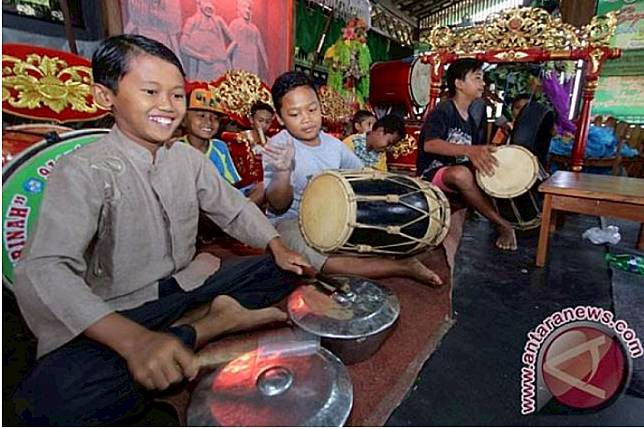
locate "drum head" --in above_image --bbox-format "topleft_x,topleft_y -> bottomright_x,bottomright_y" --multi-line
476,145 -> 539,199
410,58 -> 431,107
299,171 -> 355,253
2,129 -> 109,291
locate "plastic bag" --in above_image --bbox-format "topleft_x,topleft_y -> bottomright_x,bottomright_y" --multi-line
582,225 -> 621,245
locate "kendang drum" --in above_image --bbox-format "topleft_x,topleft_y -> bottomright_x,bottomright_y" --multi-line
187,346 -> 353,426
288,276 -> 400,364
370,57 -> 431,116
476,144 -> 548,230
299,170 -> 450,256
2,129 -> 109,291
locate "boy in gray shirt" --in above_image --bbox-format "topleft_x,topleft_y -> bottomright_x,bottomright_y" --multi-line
263,72 -> 442,285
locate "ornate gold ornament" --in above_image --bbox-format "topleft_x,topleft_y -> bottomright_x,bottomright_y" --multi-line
210,69 -> 273,118
419,7 -> 618,53
2,53 -> 100,113
318,85 -> 353,124
389,134 -> 417,159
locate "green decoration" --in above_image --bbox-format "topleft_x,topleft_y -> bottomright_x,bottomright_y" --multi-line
323,17 -> 372,107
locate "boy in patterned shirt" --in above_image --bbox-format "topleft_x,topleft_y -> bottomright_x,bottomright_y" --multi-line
344,114 -> 405,171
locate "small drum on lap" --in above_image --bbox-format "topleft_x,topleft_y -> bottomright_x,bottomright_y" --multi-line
476,145 -> 547,230
299,170 -> 450,256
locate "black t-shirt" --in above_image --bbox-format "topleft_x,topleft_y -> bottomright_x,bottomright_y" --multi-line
416,99 -> 487,176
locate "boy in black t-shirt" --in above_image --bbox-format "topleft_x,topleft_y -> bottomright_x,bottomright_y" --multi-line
417,59 -> 516,250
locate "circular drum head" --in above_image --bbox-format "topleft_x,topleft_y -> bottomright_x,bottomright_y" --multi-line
476,145 -> 539,199
299,171 -> 355,253
187,347 -> 353,427
410,58 -> 431,107
2,129 -> 109,291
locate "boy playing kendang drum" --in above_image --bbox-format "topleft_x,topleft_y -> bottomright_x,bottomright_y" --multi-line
344,114 -> 406,171
263,71 -> 442,285
417,59 -> 517,250
12,34 -> 310,426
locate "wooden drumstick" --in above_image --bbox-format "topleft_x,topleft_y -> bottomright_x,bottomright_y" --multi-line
257,126 -> 266,146
300,266 -> 351,294
195,338 -> 258,370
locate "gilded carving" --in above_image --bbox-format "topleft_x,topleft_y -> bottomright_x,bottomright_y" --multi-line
389,134 -> 416,159
419,7 -> 618,53
318,85 -> 353,124
2,53 -> 100,113
210,69 -> 273,118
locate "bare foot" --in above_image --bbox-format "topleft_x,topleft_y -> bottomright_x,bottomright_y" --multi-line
402,257 -> 443,287
496,225 -> 517,251
191,295 -> 287,348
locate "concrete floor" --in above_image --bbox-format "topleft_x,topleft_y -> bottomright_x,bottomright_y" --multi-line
3,213 -> 643,426
387,214 -> 644,426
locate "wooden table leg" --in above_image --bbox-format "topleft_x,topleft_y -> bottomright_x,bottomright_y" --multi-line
638,223 -> 644,251
536,194 -> 553,267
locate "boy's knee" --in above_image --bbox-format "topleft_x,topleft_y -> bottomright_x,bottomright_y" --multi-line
276,220 -> 327,270
443,165 -> 474,188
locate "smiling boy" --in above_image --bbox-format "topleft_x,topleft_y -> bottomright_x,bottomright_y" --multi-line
12,34 -> 309,425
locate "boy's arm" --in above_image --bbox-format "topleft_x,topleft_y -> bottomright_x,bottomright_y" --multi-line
424,138 -> 497,176
262,135 -> 295,214
194,152 -> 309,273
422,108 -> 497,175
265,171 -> 293,214
85,313 -> 197,390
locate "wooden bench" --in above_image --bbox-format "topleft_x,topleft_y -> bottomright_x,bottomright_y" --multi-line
536,171 -> 644,267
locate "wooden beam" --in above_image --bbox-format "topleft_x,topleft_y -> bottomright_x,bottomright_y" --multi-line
101,0 -> 123,37
59,0 -> 78,54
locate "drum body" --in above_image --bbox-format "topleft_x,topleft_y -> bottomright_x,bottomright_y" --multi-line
299,170 -> 450,256
2,124 -> 72,166
370,57 -> 431,116
476,145 -> 546,230
2,129 -> 109,290
511,101 -> 555,166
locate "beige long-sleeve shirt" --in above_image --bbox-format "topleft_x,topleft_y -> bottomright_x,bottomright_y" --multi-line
14,127 -> 279,357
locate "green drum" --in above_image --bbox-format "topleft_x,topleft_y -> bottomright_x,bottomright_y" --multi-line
2,129 -> 109,291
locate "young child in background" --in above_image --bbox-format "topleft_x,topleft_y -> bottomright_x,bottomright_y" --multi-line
181,82 -> 242,186
182,83 -> 265,206
249,100 -> 275,139
345,114 -> 405,171
262,71 -> 442,286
